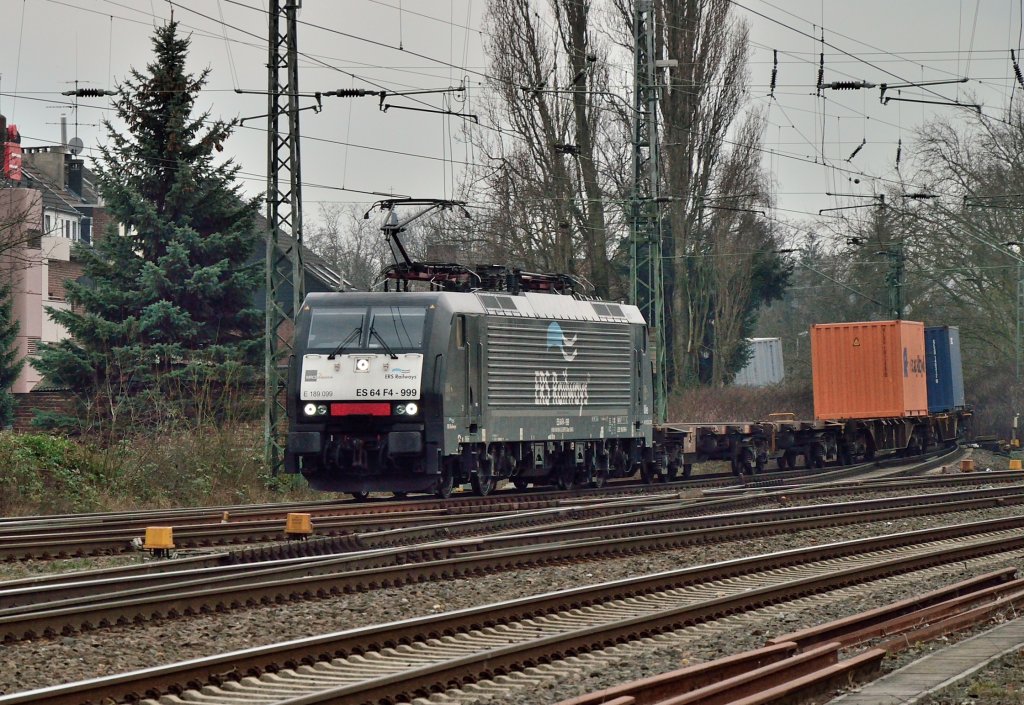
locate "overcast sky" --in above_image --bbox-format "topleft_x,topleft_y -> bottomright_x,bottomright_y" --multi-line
1,0 -> 1020,236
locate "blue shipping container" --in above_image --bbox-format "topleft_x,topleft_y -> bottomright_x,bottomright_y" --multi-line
924,326 -> 966,413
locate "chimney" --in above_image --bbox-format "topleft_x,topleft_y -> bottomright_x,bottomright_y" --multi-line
60,115 -> 68,151
68,158 -> 83,196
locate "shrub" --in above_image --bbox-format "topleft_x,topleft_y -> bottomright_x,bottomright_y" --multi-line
0,432 -> 103,514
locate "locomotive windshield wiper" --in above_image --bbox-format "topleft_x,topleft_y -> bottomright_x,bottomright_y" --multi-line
327,327 -> 361,360
369,328 -> 400,359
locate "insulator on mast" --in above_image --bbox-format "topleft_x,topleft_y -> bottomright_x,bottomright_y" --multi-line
1013,49 -> 1024,90
847,138 -> 866,162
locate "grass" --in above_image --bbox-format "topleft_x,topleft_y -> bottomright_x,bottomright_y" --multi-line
0,424 -> 319,517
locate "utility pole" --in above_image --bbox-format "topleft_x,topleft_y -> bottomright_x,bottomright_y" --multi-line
630,0 -> 666,424
265,0 -> 305,474
882,240 -> 905,320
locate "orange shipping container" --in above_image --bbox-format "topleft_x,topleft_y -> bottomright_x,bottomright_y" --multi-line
811,320 -> 928,420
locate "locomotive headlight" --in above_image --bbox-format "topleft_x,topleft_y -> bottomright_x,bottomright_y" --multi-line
392,402 -> 418,416
354,357 -> 370,372
303,403 -> 318,416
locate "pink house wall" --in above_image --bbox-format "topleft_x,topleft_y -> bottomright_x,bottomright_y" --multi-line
0,188 -> 44,393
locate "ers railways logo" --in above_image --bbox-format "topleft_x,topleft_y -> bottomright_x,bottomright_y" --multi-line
535,322 -> 590,409
546,322 -> 578,361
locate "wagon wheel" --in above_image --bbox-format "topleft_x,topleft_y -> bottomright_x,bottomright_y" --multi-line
730,456 -> 743,477
859,432 -> 876,461
664,460 -> 679,482
738,448 -> 756,475
809,443 -> 826,469
350,491 -> 370,502
590,453 -> 609,488
641,460 -> 660,484
512,478 -> 530,491
777,452 -> 789,470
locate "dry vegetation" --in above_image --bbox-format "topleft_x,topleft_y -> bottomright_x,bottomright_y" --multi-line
0,424 -> 317,517
669,381 -> 813,423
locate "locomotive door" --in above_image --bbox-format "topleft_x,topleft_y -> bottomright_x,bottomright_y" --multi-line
466,316 -> 482,432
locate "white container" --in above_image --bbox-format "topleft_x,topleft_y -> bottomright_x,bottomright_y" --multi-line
733,337 -> 785,387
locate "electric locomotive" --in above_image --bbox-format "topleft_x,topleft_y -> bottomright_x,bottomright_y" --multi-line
286,289 -> 654,499
285,199 -> 655,499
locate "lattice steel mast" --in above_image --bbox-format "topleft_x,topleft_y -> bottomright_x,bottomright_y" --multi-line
265,0 -> 305,473
629,0 -> 667,423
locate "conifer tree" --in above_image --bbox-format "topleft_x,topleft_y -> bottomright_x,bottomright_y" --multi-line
34,20 -> 262,430
0,283 -> 23,427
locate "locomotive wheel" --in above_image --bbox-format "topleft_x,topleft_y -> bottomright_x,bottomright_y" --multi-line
810,444 -> 826,469
681,463 -> 693,479
556,462 -> 576,490
777,453 -> 789,470
435,466 -> 454,499
350,491 -> 370,502
471,471 -> 496,496
512,478 -> 530,491
589,468 -> 607,488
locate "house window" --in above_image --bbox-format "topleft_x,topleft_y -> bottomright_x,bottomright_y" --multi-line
44,215 -> 51,234
64,220 -> 70,239
26,337 -> 40,355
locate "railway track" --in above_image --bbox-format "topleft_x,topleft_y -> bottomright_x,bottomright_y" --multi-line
0,446 -> 973,561
4,482 -> 1024,643
3,519 -> 1023,705
555,568 -> 1024,705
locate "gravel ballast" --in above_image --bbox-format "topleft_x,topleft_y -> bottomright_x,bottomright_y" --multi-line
3,503 -> 1024,697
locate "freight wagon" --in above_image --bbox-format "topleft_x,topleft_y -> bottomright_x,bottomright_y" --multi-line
653,320 -> 970,476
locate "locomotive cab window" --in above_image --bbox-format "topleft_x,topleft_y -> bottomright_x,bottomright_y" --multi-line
368,306 -> 428,350
307,309 -> 364,350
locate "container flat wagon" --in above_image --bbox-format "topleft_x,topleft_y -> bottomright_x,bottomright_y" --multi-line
647,319 -> 970,477
653,411 -> 970,478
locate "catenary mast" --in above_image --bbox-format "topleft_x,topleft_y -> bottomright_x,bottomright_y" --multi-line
265,0 -> 305,474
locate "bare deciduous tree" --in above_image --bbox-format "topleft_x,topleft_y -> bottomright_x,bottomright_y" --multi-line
470,0 -> 616,296
658,0 -> 755,387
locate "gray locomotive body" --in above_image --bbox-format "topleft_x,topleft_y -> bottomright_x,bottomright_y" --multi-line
286,290 -> 654,497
